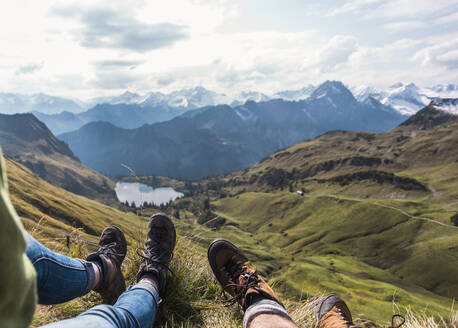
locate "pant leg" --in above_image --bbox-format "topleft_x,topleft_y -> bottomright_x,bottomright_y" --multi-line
40,282 -> 160,328
25,233 -> 97,305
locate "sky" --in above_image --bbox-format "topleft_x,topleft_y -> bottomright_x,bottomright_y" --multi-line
0,0 -> 457,100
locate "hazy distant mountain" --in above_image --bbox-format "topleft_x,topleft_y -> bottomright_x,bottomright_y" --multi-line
33,111 -> 86,136
273,85 -> 315,101
0,93 -> 84,114
35,103 -> 190,135
60,81 -> 407,179
230,91 -> 271,107
0,113 -> 116,202
36,88 -> 275,135
59,102 -> 323,179
92,86 -> 232,110
303,81 -> 405,132
91,91 -> 144,105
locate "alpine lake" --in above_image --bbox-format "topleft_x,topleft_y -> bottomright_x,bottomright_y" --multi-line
115,182 -> 184,207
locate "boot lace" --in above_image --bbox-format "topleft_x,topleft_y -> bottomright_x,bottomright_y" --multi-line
136,247 -> 174,274
222,259 -> 261,307
389,314 -> 405,328
97,242 -> 124,258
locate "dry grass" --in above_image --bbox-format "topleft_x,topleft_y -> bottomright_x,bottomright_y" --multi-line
29,218 -> 458,328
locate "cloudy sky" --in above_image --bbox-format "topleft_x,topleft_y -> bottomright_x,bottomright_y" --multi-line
1,0 -> 457,99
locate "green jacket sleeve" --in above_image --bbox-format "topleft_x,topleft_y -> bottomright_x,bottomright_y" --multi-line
0,154 -> 37,328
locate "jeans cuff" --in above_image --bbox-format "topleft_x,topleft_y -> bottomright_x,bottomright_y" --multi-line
243,299 -> 292,328
130,281 -> 162,306
80,259 -> 97,295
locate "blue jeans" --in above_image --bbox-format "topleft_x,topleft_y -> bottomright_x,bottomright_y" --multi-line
26,233 -> 160,328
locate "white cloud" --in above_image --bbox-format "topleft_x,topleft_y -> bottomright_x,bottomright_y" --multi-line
382,21 -> 426,31
434,11 -> 458,25
332,0 -> 457,20
367,0 -> 457,19
50,4 -> 189,53
303,35 -> 359,73
0,0 -> 456,99
414,39 -> 458,70
15,63 -> 44,75
329,0 -> 383,16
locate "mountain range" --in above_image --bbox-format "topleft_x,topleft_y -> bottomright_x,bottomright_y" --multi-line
59,81 -> 408,179
19,81 -> 456,136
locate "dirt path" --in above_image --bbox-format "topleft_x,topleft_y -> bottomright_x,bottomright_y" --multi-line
373,202 -> 458,229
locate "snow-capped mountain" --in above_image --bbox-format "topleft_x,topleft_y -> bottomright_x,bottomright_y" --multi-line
91,91 -> 144,106
351,85 -> 385,102
380,83 -> 431,115
230,91 -> 271,107
352,82 -> 458,116
93,87 -> 231,110
309,81 -> 354,104
142,86 -> 231,109
273,85 -> 315,101
431,98 -> 458,115
0,93 -> 84,114
353,83 -> 427,115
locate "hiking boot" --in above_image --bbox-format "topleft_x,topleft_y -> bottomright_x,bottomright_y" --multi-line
86,225 -> 127,305
207,238 -> 283,310
314,295 -> 360,328
136,213 -> 176,290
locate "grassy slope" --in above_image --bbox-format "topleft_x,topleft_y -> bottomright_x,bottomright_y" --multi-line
225,121 -> 458,207
212,192 -> 456,320
181,120 -> 458,323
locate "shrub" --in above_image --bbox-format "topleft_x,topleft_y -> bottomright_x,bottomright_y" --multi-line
451,213 -> 458,226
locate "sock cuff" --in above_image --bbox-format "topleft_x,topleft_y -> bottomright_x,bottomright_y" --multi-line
243,299 -> 292,328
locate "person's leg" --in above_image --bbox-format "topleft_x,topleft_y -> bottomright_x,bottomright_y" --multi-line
249,313 -> 299,328
40,280 -> 160,328
207,239 -> 299,328
26,225 -> 127,305
40,213 -> 176,328
25,233 -> 99,304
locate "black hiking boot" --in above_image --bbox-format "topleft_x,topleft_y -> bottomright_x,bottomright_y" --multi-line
86,225 -> 127,305
207,238 -> 284,311
136,213 -> 176,290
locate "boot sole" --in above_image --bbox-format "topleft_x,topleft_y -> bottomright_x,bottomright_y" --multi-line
103,225 -> 128,259
150,212 -> 177,252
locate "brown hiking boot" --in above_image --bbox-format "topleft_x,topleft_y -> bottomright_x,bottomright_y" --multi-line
207,238 -> 284,310
314,295 -> 360,328
86,225 -> 127,305
136,213 -> 176,290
